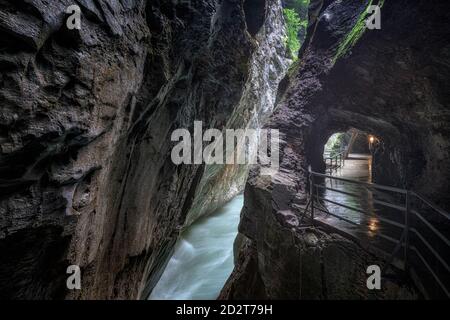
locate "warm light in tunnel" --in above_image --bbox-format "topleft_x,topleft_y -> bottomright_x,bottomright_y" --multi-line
368,217 -> 379,234
369,136 -> 375,144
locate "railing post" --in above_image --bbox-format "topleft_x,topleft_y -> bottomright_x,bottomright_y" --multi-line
309,166 -> 314,223
404,190 -> 411,272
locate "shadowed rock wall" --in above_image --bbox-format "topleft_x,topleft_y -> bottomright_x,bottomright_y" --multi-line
0,0 -> 287,299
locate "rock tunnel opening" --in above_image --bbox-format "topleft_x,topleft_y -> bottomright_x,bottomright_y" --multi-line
322,130 -> 376,180
309,122 -> 416,196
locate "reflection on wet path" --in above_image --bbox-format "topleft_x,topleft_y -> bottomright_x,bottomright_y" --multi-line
318,154 -> 405,244
316,154 -> 450,298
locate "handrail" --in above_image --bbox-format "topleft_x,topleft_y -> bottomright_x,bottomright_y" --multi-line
317,196 -> 405,228
324,150 -> 346,159
309,169 -> 450,245
323,150 -> 346,172
411,246 -> 450,298
411,228 -> 450,273
315,184 -> 407,212
307,167 -> 450,299
311,170 -> 408,194
411,191 -> 450,220
411,209 -> 450,247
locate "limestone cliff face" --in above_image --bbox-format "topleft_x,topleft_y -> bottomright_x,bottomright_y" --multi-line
185,0 -> 289,227
221,0 -> 450,299
0,0 -> 287,299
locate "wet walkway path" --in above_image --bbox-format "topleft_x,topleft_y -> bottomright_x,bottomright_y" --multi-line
314,154 -> 450,298
315,154 -> 405,257
322,153 -> 375,228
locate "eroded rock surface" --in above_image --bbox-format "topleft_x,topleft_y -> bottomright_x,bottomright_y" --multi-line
221,225 -> 417,299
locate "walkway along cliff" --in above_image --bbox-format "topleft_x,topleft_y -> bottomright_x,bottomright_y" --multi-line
0,0 -> 449,300
220,0 -> 450,299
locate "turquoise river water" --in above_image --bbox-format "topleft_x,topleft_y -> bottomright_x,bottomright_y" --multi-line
149,194 -> 244,300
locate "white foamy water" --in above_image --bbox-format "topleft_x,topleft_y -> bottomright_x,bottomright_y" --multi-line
149,194 -> 244,300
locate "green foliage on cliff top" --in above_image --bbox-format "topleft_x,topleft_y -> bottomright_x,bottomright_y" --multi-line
283,0 -> 309,60
283,8 -> 303,60
284,0 -> 309,17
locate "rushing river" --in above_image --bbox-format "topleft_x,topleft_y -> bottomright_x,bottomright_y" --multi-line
149,194 -> 244,300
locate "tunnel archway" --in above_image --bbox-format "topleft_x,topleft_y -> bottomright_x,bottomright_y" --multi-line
320,130 -> 384,182
324,132 -> 349,156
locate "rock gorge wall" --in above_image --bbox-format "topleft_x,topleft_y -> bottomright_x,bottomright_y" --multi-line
185,1 -> 289,227
222,0 -> 450,299
0,0 -> 287,299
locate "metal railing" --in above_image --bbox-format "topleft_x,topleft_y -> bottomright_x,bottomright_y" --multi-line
307,167 -> 450,299
323,150 -> 345,172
